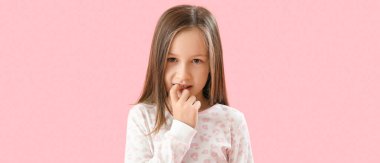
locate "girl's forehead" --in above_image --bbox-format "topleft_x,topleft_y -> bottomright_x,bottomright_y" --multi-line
169,28 -> 208,57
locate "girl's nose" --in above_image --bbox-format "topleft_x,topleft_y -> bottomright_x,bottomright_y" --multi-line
175,63 -> 191,81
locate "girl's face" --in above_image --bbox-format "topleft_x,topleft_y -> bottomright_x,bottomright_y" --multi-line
165,27 -> 210,101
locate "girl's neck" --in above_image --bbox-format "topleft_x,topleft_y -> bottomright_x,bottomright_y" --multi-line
198,96 -> 211,112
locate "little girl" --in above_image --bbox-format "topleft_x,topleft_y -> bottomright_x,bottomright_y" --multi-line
125,5 -> 254,163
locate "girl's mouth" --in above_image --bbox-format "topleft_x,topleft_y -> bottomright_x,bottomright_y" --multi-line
180,86 -> 192,91
173,84 -> 192,91
173,84 -> 192,97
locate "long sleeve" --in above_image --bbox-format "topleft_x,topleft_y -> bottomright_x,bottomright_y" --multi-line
228,113 -> 254,163
124,107 -> 197,163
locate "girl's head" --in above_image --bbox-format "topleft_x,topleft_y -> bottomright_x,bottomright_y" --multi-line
137,5 -> 228,134
166,26 -> 210,105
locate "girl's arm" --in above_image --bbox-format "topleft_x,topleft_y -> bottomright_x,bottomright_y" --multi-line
124,106 -> 197,163
228,113 -> 254,163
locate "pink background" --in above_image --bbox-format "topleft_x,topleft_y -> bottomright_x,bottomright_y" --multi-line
1,0 -> 379,162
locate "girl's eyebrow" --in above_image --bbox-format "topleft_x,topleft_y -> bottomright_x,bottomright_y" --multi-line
168,53 -> 208,57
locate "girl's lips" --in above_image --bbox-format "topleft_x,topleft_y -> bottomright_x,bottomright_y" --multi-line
179,86 -> 192,91
173,84 -> 192,89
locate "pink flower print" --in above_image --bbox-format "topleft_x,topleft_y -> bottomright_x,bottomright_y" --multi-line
211,151 -> 218,158
201,125 -> 208,130
201,117 -> 210,122
191,143 -> 199,150
220,123 -> 226,128
202,149 -> 208,154
190,153 -> 198,161
200,135 -> 209,142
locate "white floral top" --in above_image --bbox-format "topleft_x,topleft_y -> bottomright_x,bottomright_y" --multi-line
124,103 -> 254,163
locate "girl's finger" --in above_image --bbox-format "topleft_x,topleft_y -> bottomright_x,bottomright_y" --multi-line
186,96 -> 197,105
178,89 -> 190,104
170,84 -> 179,103
193,100 -> 201,110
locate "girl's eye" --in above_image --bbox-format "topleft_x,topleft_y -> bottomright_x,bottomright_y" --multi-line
167,58 -> 177,62
193,59 -> 202,64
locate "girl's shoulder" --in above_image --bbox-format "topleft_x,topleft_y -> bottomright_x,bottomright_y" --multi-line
131,103 -> 156,109
128,103 -> 157,117
207,103 -> 247,123
212,103 -> 244,114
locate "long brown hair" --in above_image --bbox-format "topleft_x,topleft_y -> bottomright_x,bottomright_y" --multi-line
135,5 -> 228,135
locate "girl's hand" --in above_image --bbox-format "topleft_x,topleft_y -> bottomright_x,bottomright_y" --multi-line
169,84 -> 201,128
